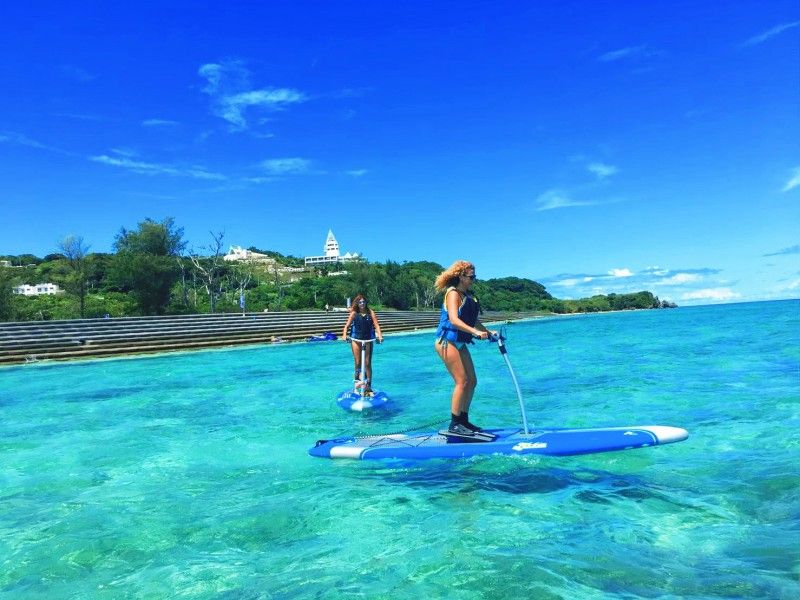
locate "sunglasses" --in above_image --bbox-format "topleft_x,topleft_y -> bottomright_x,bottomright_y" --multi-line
463,274 -> 477,280
357,300 -> 366,304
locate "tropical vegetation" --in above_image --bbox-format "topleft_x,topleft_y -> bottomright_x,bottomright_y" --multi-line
0,218 -> 676,322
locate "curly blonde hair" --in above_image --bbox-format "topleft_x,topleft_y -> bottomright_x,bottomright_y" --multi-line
434,260 -> 475,292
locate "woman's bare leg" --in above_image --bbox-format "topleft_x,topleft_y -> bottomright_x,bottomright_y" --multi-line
435,341 -> 477,416
350,340 -> 362,382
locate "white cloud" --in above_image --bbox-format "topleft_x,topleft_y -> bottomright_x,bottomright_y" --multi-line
59,65 -> 95,82
346,169 -> 368,177
680,288 -> 741,302
220,89 -> 306,129
142,119 -> 179,127
199,61 -> 250,95
0,131 -> 72,155
608,268 -> 633,278
543,264 -> 747,304
656,273 -> 701,285
534,189 -> 595,211
588,162 -> 618,179
598,45 -> 649,62
54,112 -> 107,122
109,147 -> 138,158
764,244 -> 800,257
185,167 -> 226,180
199,61 -> 307,130
261,158 -> 312,175
0,131 -> 50,150
783,278 -> 800,291
554,278 -> 581,288
781,167 -> 800,192
644,266 -> 669,277
90,154 -> 227,180
743,21 -> 800,47
752,278 -> 800,301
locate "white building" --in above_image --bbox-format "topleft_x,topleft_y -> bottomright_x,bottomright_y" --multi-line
13,283 -> 63,296
304,230 -> 360,266
223,245 -> 276,264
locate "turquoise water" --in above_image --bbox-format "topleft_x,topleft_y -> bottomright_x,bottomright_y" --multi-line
1,300 -> 798,599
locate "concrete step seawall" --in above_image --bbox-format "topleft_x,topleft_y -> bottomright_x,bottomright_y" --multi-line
0,311 -> 442,365
0,310 -> 540,365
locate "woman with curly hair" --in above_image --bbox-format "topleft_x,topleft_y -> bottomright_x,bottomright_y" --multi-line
342,294 -> 383,396
434,260 -> 497,441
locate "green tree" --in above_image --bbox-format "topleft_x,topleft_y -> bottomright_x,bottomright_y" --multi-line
13,254 -> 41,266
403,261 -> 441,309
11,293 -> 77,321
246,283 -> 277,312
0,266 -> 14,321
247,247 -> 305,267
283,277 -> 319,310
86,253 -> 114,293
315,275 -> 351,309
109,218 -> 186,315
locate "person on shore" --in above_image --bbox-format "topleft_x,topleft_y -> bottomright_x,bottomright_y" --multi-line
434,260 -> 497,440
342,294 -> 383,396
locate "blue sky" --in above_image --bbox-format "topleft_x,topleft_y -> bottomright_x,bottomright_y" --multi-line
1,1 -> 798,305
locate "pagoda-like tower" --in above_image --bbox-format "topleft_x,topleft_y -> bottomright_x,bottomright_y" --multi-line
324,229 -> 340,258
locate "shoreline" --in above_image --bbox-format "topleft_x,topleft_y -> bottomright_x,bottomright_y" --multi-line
0,306 -> 691,367
0,310 -> 538,367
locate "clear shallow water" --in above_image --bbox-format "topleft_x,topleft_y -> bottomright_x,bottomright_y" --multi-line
1,300 -> 798,599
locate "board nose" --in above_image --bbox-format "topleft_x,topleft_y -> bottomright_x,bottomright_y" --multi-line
643,426 -> 689,444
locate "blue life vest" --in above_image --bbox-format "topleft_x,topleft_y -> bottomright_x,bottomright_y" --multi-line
435,287 -> 479,344
350,312 -> 375,340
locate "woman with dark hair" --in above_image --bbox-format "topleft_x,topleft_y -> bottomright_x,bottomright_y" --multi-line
434,260 -> 497,440
341,294 -> 383,396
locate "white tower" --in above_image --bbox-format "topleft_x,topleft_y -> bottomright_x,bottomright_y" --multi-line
324,229 -> 340,258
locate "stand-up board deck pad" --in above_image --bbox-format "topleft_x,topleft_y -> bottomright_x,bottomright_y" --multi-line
309,425 -> 688,460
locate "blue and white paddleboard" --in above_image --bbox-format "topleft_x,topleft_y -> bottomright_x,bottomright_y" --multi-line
336,390 -> 391,411
309,425 -> 688,460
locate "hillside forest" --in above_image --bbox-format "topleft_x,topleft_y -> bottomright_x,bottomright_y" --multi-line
0,218 -> 676,321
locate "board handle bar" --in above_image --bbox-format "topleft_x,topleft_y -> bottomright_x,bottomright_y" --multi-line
486,330 -> 529,434
347,337 -> 379,344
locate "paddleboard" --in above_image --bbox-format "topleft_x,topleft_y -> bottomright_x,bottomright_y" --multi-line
309,425 -> 688,460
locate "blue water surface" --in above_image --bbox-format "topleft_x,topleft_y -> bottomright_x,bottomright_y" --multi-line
1,300 -> 798,599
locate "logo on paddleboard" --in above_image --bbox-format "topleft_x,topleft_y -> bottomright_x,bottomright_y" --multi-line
512,442 -> 547,451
